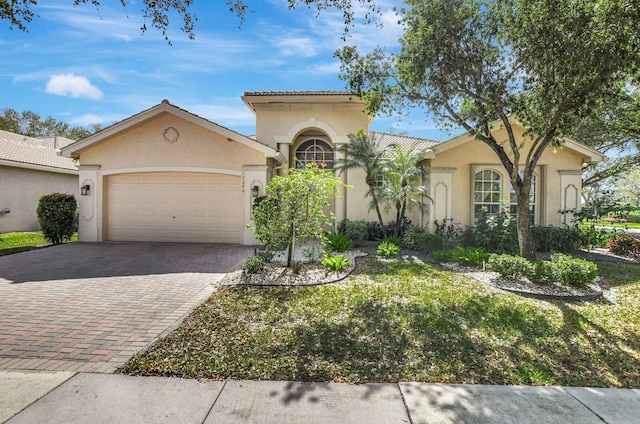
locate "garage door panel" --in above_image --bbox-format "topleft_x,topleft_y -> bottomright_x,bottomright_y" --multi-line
107,172 -> 243,243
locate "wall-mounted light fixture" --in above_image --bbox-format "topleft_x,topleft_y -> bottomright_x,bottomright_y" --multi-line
0,208 -> 10,215
80,184 -> 91,196
251,185 -> 259,198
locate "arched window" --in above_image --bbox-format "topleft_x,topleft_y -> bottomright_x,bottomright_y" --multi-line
294,139 -> 334,170
474,169 -> 502,220
510,173 -> 536,222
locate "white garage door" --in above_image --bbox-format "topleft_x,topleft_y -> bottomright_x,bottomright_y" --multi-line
107,172 -> 243,243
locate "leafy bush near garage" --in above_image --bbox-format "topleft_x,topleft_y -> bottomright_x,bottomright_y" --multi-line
242,255 -> 266,274
36,193 -> 78,245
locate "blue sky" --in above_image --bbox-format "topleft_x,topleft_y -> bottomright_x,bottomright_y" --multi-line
1,0 -> 461,140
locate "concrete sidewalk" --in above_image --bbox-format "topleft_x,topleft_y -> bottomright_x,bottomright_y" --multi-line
2,371 -> 639,423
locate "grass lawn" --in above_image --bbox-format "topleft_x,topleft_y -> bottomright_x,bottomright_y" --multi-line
603,221 -> 640,229
119,258 -> 640,388
0,232 -> 77,256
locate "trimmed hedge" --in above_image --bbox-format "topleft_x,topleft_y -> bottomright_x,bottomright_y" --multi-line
36,193 -> 78,245
488,253 -> 597,288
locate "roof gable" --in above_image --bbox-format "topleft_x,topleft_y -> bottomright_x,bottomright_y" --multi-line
61,100 -> 284,162
434,119 -> 604,163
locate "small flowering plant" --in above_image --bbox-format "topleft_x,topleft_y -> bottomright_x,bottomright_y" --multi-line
601,217 -> 627,223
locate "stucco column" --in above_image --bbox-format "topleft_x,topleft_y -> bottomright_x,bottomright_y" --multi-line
429,167 -> 455,232
78,165 -> 101,242
559,170 -> 582,225
243,165 -> 270,245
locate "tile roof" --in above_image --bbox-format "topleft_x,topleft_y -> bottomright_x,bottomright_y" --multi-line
243,90 -> 353,96
370,131 -> 439,152
0,130 -> 78,172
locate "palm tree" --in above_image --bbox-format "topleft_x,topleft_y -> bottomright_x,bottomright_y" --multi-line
335,130 -> 388,237
379,143 -> 430,238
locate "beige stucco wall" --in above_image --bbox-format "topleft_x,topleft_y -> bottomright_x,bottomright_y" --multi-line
79,113 -> 265,171
431,126 -> 585,228
253,102 -> 370,150
0,165 -> 78,233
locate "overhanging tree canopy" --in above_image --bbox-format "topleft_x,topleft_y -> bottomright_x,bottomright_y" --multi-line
336,0 -> 640,259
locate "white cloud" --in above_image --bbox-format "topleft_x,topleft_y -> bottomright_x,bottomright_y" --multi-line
45,74 -> 104,100
274,36 -> 318,57
70,113 -> 123,126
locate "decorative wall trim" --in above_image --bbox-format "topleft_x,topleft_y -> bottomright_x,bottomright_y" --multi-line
101,167 -> 242,177
80,178 -> 94,221
273,117 -> 348,144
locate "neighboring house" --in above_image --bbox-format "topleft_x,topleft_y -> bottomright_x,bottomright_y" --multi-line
0,130 -> 78,233
60,91 -> 603,244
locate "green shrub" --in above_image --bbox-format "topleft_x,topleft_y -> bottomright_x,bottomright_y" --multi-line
432,249 -> 456,262
532,260 -> 562,285
433,218 -> 462,248
471,207 -> 519,254
376,240 -> 400,256
487,254 -> 535,278
291,260 -> 304,275
532,225 -> 581,252
451,246 -> 491,266
324,232 -> 352,252
255,249 -> 275,263
553,254 -> 597,288
490,253 -> 597,288
627,210 -> 640,223
403,227 -> 443,251
606,234 -> 640,258
321,254 -> 350,272
580,220 -> 618,249
242,255 -> 266,274
337,219 -> 369,246
36,193 -> 78,245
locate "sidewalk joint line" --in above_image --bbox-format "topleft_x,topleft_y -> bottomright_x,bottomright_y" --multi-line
202,380 -> 227,423
397,381 -> 414,424
562,387 -> 608,423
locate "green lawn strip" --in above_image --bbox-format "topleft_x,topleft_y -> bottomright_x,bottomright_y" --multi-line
0,232 -> 77,256
602,222 -> 640,229
119,259 -> 640,388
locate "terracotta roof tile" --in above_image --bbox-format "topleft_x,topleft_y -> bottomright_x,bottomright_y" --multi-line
0,130 -> 78,172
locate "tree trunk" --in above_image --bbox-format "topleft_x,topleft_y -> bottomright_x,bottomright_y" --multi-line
394,201 -> 402,238
516,192 -> 536,260
370,187 -> 387,238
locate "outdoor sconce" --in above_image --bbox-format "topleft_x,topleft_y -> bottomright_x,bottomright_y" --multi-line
80,184 -> 91,196
251,185 -> 259,198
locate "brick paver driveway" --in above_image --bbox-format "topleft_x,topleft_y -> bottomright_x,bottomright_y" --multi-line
0,242 -> 252,373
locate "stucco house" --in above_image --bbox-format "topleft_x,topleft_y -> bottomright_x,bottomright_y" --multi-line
60,91 -> 603,244
0,130 -> 78,233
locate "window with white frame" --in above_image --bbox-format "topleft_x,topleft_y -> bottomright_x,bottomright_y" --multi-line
294,139 -> 334,170
473,169 -> 502,220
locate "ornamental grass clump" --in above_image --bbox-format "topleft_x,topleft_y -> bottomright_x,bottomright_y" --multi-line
376,240 -> 400,256
321,254 -> 350,272
324,232 -> 352,252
